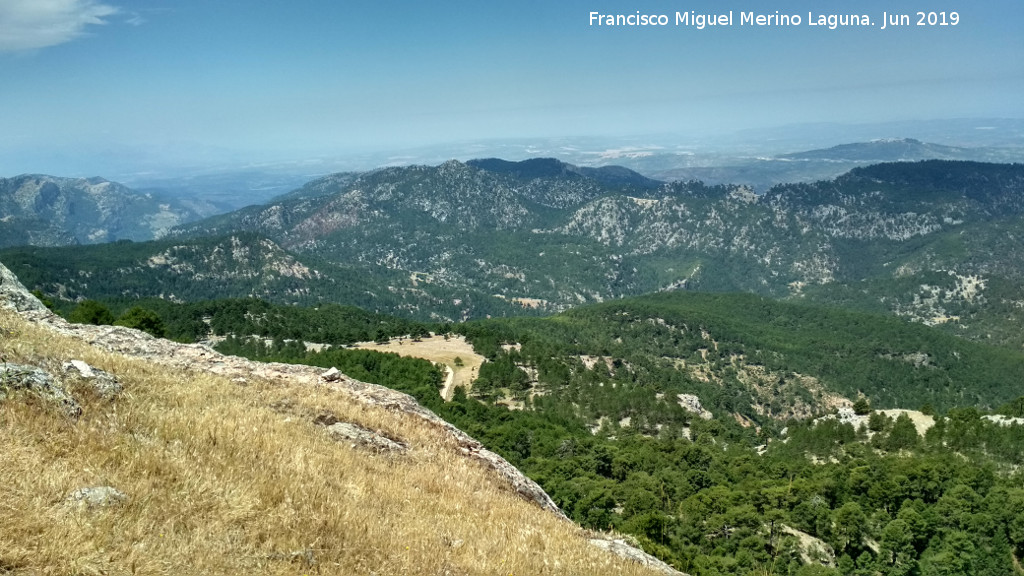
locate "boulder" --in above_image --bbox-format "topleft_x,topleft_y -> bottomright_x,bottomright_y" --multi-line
0,363 -> 81,417
589,536 -> 685,575
324,420 -> 409,454
63,359 -> 123,399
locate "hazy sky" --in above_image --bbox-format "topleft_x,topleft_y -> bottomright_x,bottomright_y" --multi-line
1,0 -> 1021,175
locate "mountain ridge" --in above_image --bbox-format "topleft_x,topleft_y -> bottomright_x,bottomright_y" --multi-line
0,173 -> 218,247
7,159 -> 1024,348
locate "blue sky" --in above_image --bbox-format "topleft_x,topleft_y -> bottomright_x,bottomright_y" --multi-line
1,0 -> 1021,176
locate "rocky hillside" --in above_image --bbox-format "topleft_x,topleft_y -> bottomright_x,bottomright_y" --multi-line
7,160 -> 1024,347
175,158 -> 656,240
0,174 -> 214,247
167,160 -> 1024,340
0,260 -> 679,575
172,160 -> 1024,293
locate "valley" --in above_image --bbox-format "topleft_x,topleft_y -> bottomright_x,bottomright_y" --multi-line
3,154 -> 1024,576
6,2 -> 1021,573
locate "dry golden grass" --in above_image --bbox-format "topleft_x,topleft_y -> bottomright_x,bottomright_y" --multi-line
0,308 -> 664,576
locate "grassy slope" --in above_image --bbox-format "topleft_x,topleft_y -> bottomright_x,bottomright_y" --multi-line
0,307 -> 664,576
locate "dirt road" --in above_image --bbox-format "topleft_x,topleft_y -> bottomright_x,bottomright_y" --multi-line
353,334 -> 484,401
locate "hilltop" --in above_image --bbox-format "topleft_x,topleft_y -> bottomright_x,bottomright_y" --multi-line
0,174 -> 217,247
0,260 -> 677,575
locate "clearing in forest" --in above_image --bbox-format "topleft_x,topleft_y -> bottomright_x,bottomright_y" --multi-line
353,334 -> 484,401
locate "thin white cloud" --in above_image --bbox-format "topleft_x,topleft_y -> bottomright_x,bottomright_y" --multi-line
0,0 -> 118,52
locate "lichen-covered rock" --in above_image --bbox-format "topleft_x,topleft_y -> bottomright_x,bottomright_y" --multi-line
323,420 -> 409,454
64,486 -> 127,509
0,260 -> 58,321
0,363 -> 81,417
589,537 -> 684,575
63,359 -> 123,399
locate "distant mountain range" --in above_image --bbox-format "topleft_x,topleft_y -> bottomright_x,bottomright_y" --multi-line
465,158 -> 662,188
0,174 -> 219,247
6,137 -> 1019,249
643,138 -> 1023,190
6,158 -> 1024,350
778,138 -> 979,162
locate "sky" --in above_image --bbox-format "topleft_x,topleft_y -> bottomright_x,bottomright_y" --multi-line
1,0 -> 1022,177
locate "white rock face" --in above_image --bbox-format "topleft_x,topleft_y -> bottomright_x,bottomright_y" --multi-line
983,415 -> 1024,427
677,393 -> 713,420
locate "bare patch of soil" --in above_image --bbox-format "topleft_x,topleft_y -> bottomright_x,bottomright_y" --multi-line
353,334 -> 485,401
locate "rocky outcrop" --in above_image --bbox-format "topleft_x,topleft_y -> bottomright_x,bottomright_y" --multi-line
62,359 -> 123,399
0,363 -> 81,417
0,259 -> 684,574
314,411 -> 410,454
677,393 -> 713,420
589,537 -> 682,575
0,261 -> 55,320
982,414 -> 1024,427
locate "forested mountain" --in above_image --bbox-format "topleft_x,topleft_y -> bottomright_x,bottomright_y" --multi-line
465,157 -> 663,188
163,160 -> 1024,345
6,161 -> 1024,348
138,288 -> 1024,576
779,138 -> 986,162
456,291 -> 1024,418
0,234 -> 540,319
0,174 -> 216,247
5,155 -> 1024,575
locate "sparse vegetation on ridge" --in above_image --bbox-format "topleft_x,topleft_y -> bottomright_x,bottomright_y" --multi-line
0,305 -> 669,576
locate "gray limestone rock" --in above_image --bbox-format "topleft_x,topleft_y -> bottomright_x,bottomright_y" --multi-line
589,537 -> 687,575
324,420 -> 409,454
0,260 -> 57,320
0,363 -> 81,418
64,486 -> 127,508
62,359 -> 123,399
